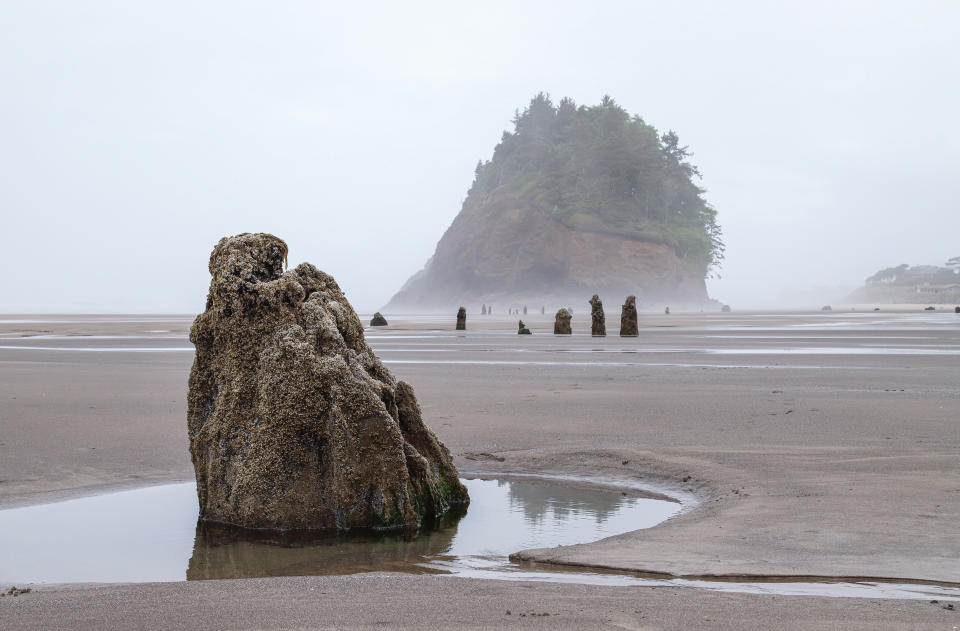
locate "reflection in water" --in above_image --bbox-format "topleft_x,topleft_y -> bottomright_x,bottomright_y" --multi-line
187,478 -> 670,580
502,479 -> 635,523
2,478 -> 956,601
0,478 -> 670,584
187,505 -> 466,580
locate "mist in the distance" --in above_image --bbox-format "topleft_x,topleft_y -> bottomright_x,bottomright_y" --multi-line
1,1 -> 957,313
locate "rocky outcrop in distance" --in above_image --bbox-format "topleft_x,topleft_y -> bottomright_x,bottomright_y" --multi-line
187,233 -> 468,532
383,96 -> 721,313
384,196 -> 712,312
456,307 -> 466,330
847,261 -> 960,305
590,294 -> 606,337
620,296 -> 638,337
554,308 -> 572,334
370,312 -> 388,326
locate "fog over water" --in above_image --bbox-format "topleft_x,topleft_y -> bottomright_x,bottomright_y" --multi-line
1,1 -> 957,313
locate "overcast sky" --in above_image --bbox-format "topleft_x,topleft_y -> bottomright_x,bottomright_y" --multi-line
2,0 -> 957,313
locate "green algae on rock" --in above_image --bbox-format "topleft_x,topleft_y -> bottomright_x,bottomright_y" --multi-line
187,233 -> 468,532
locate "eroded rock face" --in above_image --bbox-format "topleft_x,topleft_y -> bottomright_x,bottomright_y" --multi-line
620,295 -> 638,337
554,308 -> 572,334
187,233 -> 468,532
456,307 -> 466,330
384,196 -> 712,312
589,294 -> 606,336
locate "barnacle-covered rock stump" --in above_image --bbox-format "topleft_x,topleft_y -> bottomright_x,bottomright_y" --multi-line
620,295 -> 638,337
554,308 -> 572,334
589,294 -> 606,337
188,233 -> 468,532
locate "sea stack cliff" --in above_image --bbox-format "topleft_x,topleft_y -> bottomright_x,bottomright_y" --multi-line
385,94 -> 723,311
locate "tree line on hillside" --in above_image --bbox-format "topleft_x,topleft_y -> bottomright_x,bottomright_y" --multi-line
866,257 -> 960,286
467,93 -> 724,277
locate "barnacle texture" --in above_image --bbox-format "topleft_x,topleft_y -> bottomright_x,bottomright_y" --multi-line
188,233 -> 468,531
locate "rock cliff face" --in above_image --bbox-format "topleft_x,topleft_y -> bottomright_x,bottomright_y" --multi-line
384,96 -> 724,312
385,195 -> 709,312
187,233 -> 467,532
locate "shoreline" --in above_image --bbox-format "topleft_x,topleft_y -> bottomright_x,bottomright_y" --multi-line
5,469 -> 959,603
4,452 -> 958,594
2,312 -> 958,628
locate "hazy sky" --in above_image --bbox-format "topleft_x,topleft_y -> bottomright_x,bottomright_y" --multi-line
2,1 -> 958,312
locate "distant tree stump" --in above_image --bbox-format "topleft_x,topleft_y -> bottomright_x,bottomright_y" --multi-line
620,296 -> 638,336
554,308 -> 572,334
589,294 -> 606,336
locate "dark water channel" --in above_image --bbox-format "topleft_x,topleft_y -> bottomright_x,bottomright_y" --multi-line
1,478 -> 957,601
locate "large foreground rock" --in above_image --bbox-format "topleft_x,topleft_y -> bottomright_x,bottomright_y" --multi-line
187,233 -> 468,532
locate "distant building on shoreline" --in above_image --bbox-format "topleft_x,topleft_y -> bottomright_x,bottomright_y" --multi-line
916,283 -> 960,295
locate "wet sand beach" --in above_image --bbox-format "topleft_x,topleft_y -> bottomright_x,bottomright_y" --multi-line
1,311 -> 958,628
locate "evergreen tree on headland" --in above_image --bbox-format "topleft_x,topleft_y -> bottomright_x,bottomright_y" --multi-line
468,93 -> 724,276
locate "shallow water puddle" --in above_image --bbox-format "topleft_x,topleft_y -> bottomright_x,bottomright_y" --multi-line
0,478 -> 675,584
0,479 -> 957,601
